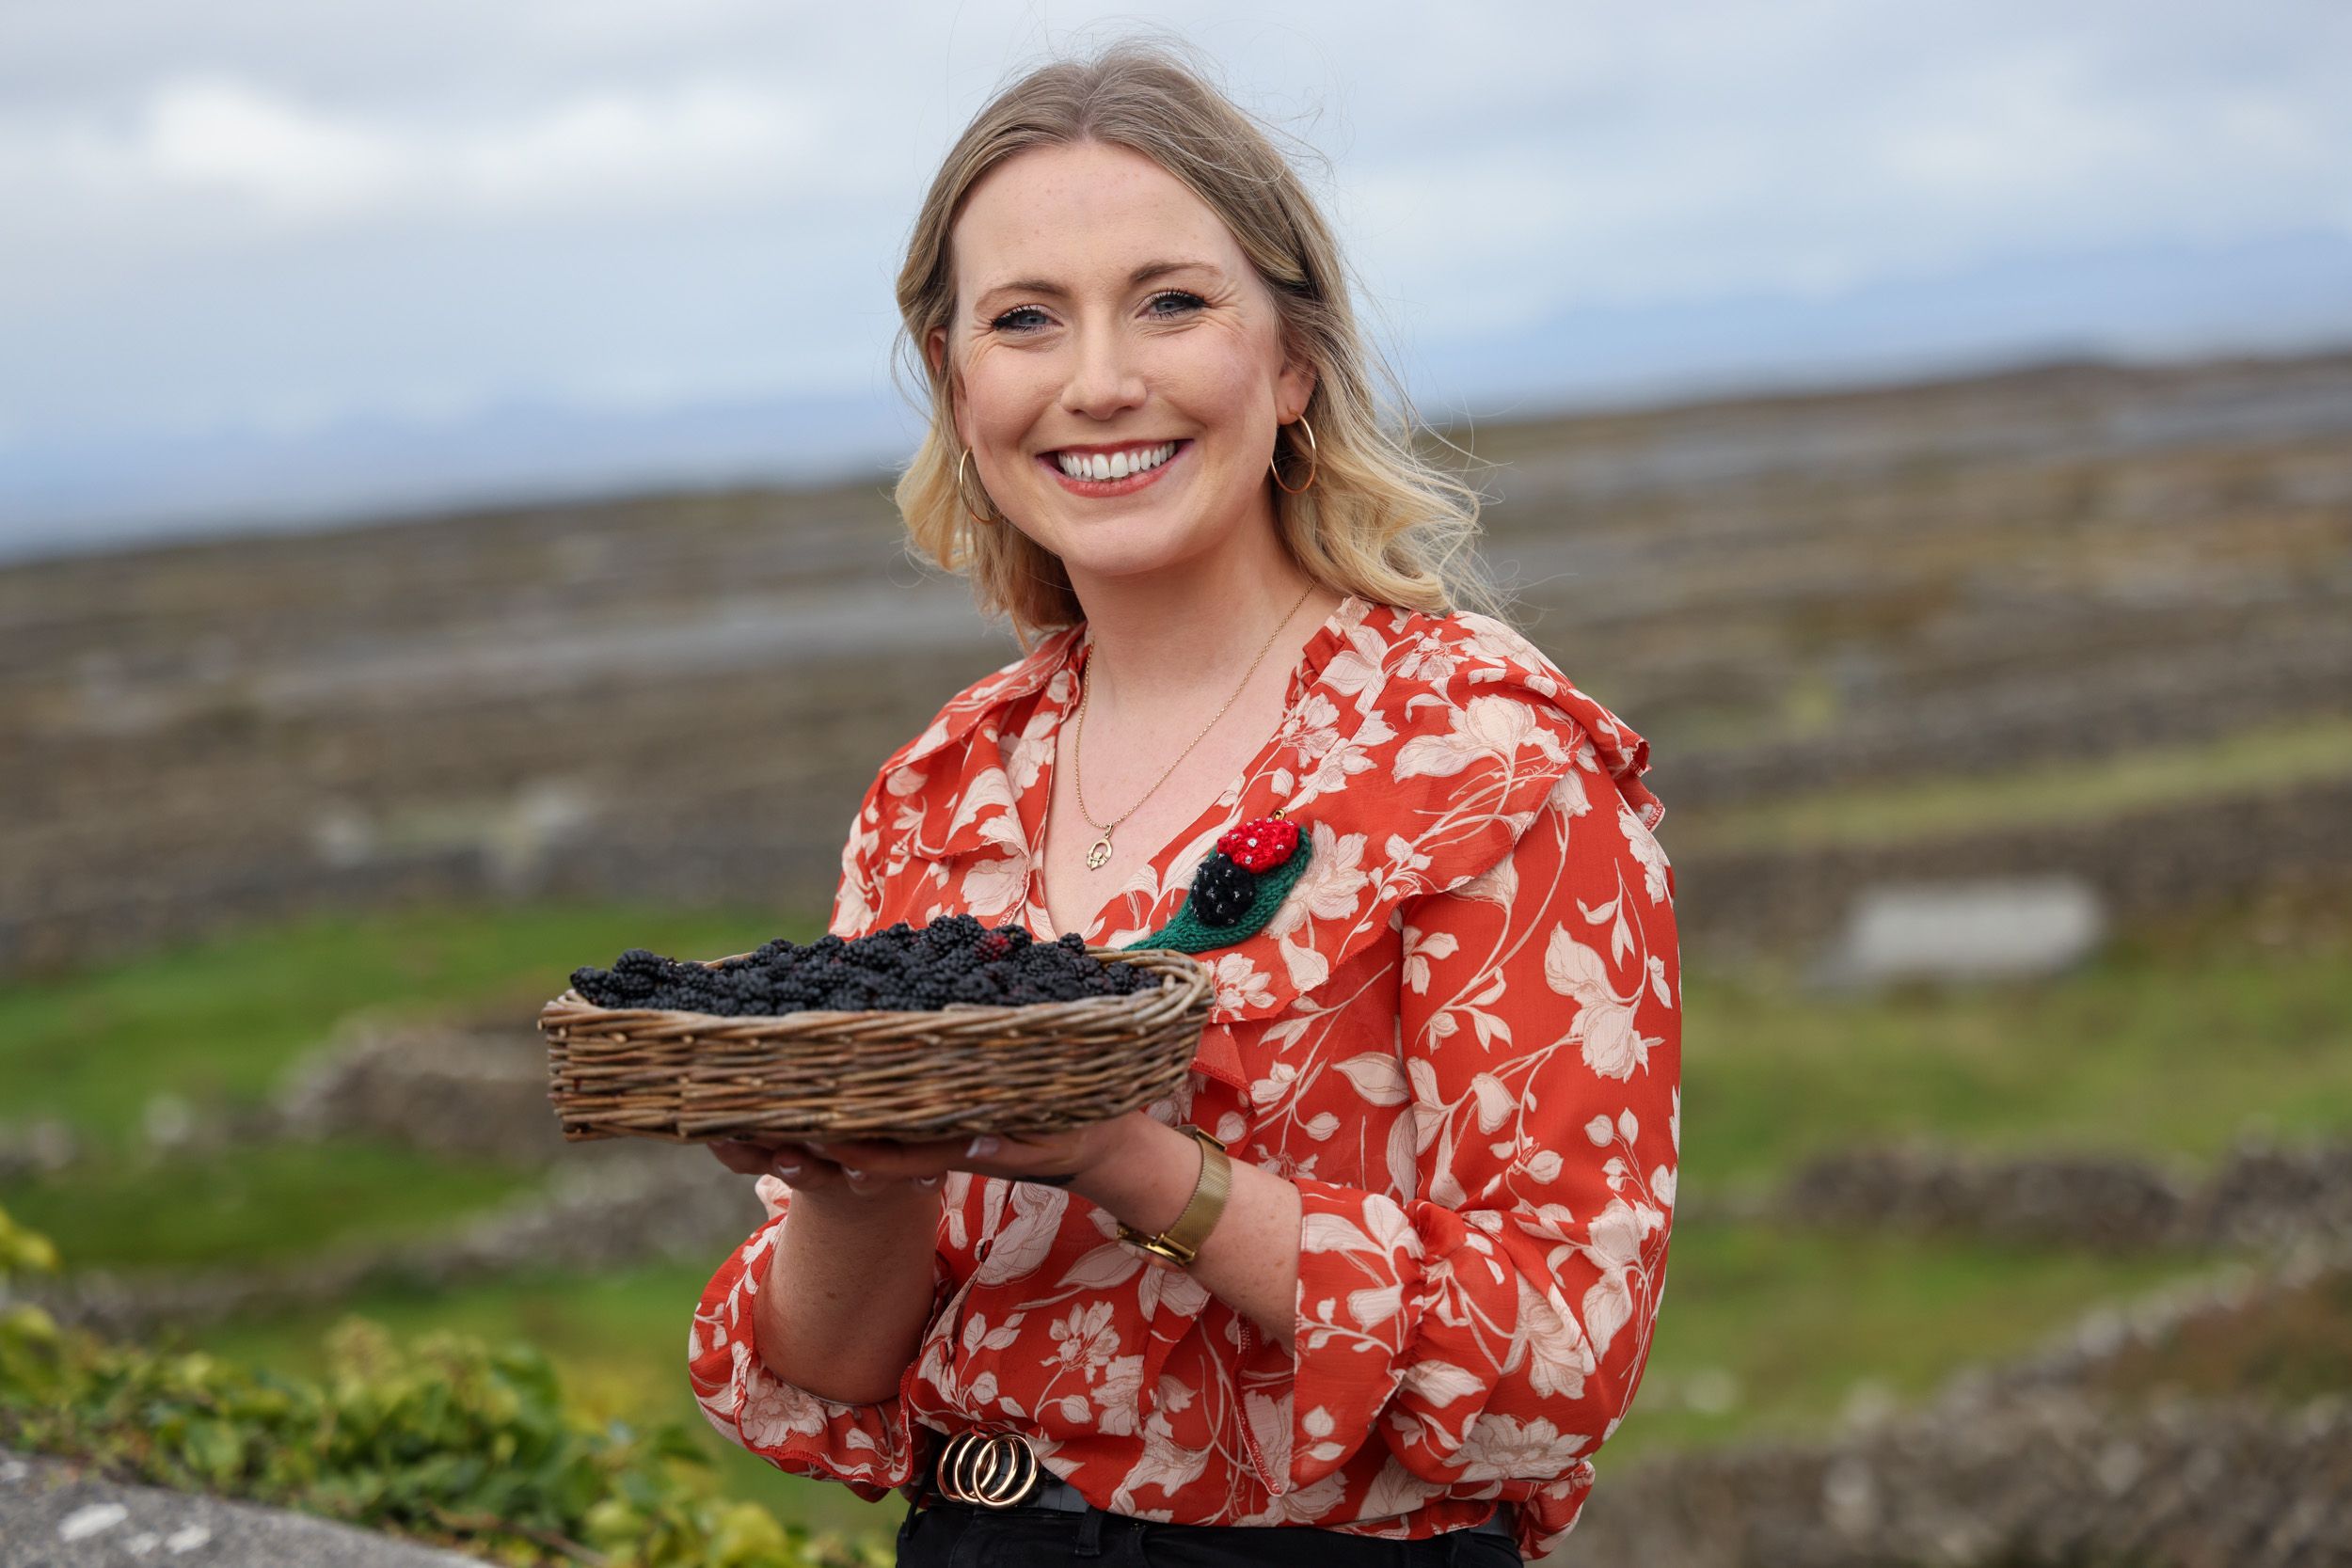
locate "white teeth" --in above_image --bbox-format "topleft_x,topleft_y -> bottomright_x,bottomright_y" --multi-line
1056,441 -> 1175,481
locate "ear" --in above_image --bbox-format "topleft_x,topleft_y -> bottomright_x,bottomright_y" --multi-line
928,325 -> 970,451
1277,348 -> 1318,426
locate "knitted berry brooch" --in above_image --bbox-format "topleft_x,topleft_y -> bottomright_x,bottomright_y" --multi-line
1218,815 -> 1301,874
1118,808 -> 1314,956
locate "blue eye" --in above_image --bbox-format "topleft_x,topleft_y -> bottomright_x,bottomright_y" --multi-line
987,291 -> 1205,335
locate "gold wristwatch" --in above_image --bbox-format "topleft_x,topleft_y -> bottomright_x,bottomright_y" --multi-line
1115,1124 -> 1232,1267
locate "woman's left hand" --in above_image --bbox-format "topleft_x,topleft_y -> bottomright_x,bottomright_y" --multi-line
766,1109 -> 1145,1196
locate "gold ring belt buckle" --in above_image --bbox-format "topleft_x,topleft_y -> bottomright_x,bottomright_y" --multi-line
933,1428 -> 1041,1509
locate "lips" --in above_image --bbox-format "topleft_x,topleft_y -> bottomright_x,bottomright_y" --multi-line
1036,437 -> 1193,495
1045,439 -> 1184,480
1046,439 -> 1186,457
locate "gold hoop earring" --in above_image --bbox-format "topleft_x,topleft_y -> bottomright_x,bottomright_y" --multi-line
957,446 -> 1005,526
1269,414 -> 1317,495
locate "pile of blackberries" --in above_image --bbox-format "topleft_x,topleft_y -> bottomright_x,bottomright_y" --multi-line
567,914 -> 1159,1015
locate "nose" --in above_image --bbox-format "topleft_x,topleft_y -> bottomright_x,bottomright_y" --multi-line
1057,321 -> 1146,420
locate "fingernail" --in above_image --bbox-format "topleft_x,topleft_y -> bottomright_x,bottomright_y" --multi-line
965,1136 -> 1000,1158
841,1165 -> 866,1181
915,1175 -> 942,1188
771,1161 -> 803,1179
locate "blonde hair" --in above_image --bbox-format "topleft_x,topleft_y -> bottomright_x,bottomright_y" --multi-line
889,34 -> 1515,654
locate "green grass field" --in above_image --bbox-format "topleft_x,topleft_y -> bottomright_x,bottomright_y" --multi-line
0,902 -> 808,1152
1687,910 -> 2352,1189
1680,713 -> 2352,852
0,1138 -> 540,1271
5,887 -> 2347,1547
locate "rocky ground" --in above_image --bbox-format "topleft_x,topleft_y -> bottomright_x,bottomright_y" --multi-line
0,1449 -> 483,1568
1567,1238 -> 2352,1566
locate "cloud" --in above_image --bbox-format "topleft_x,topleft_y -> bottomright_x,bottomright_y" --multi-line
1329,5 -> 2352,340
8,73 -> 827,229
0,0 -> 2345,447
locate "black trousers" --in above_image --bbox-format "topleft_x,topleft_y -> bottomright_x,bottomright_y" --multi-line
894,1498 -> 1523,1567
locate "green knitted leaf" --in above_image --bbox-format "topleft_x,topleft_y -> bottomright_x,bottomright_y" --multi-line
1118,830 -> 1313,955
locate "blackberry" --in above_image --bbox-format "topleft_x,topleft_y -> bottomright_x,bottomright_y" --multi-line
564,916 -> 1159,1017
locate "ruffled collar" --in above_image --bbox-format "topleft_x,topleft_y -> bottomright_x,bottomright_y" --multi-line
882,595 -> 1663,1093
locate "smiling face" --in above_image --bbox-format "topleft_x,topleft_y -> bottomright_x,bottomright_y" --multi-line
927,139 -> 1315,584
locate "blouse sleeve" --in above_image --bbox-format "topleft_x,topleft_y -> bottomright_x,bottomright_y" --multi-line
685,773 -> 949,1503
1231,753 -> 1681,1498
687,1181 -> 954,1503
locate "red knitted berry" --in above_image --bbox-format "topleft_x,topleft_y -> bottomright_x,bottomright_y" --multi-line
1217,814 -> 1300,873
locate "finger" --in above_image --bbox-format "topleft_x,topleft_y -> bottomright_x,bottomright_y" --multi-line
767,1149 -> 818,1183
928,1132 -> 1082,1185
792,1133 -> 1044,1189
949,1132 -> 1067,1172
832,1158 -> 948,1191
776,1140 -> 899,1191
803,1137 -> 901,1167
804,1140 -> 936,1185
875,1132 -> 1013,1168
708,1140 -> 773,1175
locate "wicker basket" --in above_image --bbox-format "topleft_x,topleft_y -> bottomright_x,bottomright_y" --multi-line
540,945 -> 1213,1144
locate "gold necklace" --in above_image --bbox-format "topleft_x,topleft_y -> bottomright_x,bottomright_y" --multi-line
1072,582 -> 1318,873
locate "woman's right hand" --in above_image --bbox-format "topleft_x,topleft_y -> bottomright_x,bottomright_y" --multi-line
707,1137 -> 941,1200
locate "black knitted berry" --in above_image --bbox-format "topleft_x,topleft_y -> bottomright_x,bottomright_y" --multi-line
1188,851 -> 1258,927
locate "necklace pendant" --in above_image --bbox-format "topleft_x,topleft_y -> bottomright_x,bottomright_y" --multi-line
1086,831 -> 1114,870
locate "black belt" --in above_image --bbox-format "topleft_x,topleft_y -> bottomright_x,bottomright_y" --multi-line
921,1429 -> 1514,1540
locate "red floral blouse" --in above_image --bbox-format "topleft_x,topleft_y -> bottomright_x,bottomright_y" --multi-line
689,594 -> 1681,1562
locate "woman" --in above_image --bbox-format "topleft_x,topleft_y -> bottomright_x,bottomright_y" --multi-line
691,37 -> 1679,1568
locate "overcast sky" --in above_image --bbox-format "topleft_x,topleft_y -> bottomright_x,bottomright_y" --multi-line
2,0 -> 2347,556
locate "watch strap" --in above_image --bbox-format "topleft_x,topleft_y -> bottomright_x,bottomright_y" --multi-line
1116,1124 -> 1232,1267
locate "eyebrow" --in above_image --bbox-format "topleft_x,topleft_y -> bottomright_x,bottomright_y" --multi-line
975,259 -> 1221,309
